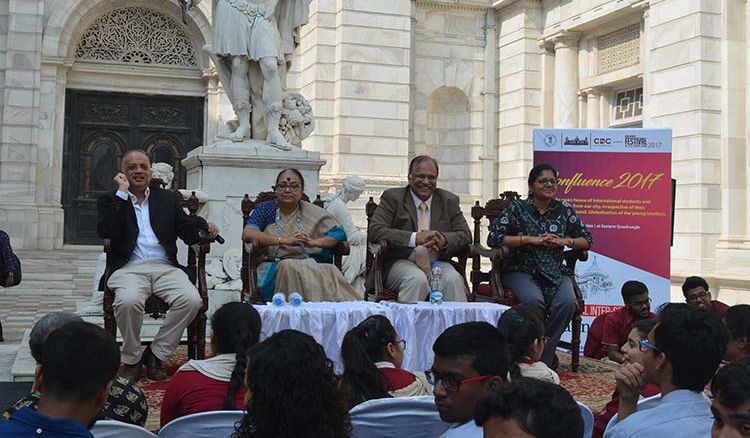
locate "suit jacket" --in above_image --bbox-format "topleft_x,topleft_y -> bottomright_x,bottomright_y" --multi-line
97,187 -> 208,275
367,186 -> 471,290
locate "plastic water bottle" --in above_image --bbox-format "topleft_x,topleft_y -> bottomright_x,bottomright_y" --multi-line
271,292 -> 286,307
429,261 -> 443,305
288,292 -> 303,307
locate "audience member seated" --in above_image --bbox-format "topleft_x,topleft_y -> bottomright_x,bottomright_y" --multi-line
0,322 -> 120,438
367,155 -> 472,302
602,281 -> 656,364
710,357 -> 750,438
160,302 -> 260,426
723,304 -> 750,362
2,312 -> 147,426
98,150 -> 219,381
604,303 -> 728,438
233,330 -> 351,438
593,319 -> 660,438
242,168 -> 358,302
340,315 -> 430,409
487,164 -> 592,366
497,305 -> 559,384
583,312 -> 608,359
682,276 -> 729,318
474,377 -> 584,438
427,322 -> 508,437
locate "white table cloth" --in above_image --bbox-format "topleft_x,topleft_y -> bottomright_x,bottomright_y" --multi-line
254,301 -> 392,372
381,301 -> 510,372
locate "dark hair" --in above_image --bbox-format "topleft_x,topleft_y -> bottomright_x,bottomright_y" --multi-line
653,303 -> 728,391
621,280 -> 648,303
497,306 -> 545,380
275,168 -> 305,190
340,315 -> 397,409
211,302 -> 262,410
632,319 -> 658,339
724,304 -> 750,341
527,164 -> 558,187
29,312 -> 83,363
711,357 -> 750,409
475,377 -> 583,438
681,276 -> 709,295
233,330 -> 350,438
408,155 -> 439,176
433,322 -> 509,378
40,321 -> 120,402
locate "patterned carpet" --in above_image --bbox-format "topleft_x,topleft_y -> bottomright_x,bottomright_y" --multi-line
138,348 -> 619,432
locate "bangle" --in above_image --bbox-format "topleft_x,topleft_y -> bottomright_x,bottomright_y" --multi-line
277,236 -> 281,246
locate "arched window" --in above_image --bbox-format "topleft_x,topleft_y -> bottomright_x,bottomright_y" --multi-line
426,86 -> 471,195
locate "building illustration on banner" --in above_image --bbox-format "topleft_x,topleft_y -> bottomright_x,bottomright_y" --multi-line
576,256 -> 615,301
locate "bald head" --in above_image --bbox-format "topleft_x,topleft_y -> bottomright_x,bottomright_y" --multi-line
121,149 -> 150,172
121,149 -> 152,192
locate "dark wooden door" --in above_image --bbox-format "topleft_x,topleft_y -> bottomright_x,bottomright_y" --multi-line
63,90 -> 204,245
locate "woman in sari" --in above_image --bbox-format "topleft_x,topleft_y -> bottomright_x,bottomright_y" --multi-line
242,168 -> 359,302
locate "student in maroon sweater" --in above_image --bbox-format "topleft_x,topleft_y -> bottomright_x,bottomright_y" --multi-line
682,276 -> 730,318
340,315 -> 430,409
160,302 -> 261,427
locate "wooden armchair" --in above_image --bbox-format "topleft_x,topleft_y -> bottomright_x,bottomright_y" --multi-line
102,187 -> 212,360
470,191 -> 587,372
364,196 -> 469,302
240,192 -> 350,303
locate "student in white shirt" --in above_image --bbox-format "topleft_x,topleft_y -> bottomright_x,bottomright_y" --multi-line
498,305 -> 560,384
426,322 -> 509,438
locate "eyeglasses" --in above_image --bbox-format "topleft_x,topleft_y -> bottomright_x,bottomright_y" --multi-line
424,370 -> 491,393
275,183 -> 302,192
390,340 -> 406,351
411,174 -> 437,182
685,291 -> 710,304
535,178 -> 558,186
639,339 -> 663,353
630,297 -> 652,307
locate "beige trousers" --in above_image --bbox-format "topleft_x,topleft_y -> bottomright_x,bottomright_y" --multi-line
385,258 -> 468,303
107,259 -> 202,365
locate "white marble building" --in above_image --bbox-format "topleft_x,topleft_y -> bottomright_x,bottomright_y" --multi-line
0,0 -> 748,302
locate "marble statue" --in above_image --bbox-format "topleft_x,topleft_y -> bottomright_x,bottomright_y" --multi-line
151,162 -> 175,187
322,176 -> 367,294
188,0 -> 312,149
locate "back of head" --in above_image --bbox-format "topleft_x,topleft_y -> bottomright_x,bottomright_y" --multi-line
30,312 -> 83,363
711,357 -> 750,409
497,306 -> 544,379
433,322 -> 509,378
340,315 -> 396,409
40,321 -> 120,402
724,304 -> 750,341
474,377 -> 583,438
654,303 -> 727,391
632,318 -> 658,339
235,330 -> 350,438
211,302 -> 262,409
621,280 -> 648,303
681,276 -> 709,295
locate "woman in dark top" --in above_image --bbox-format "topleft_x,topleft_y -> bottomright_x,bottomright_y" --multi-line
487,164 -> 592,365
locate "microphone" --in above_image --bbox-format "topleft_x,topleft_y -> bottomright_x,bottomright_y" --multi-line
199,230 -> 225,244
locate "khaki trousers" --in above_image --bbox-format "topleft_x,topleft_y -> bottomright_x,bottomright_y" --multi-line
385,258 -> 468,303
107,259 -> 202,365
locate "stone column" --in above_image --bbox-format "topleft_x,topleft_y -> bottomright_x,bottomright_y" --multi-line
577,91 -> 587,128
539,41 -> 555,127
552,32 -> 580,128
745,0 -> 750,241
482,10 -> 497,201
585,88 -> 601,129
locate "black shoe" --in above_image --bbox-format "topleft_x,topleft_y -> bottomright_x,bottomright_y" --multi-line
142,347 -> 167,381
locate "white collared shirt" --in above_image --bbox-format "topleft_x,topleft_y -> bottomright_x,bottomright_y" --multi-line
116,188 -> 168,262
409,190 -> 433,247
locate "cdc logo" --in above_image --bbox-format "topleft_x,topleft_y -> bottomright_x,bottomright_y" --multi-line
593,138 -> 612,145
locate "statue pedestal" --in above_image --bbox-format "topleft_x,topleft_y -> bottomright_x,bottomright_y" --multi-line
182,140 -> 326,258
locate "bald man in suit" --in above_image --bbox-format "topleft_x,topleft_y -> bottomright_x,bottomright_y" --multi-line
368,156 -> 471,302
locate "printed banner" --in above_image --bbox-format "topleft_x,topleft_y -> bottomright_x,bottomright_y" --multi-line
533,128 -> 673,351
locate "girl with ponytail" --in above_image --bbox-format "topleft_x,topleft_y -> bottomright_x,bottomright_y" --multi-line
340,315 -> 430,409
497,305 -> 560,384
160,302 -> 262,426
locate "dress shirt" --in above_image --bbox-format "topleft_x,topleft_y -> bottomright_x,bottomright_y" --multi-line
604,389 -> 712,438
0,407 -> 93,438
409,190 -> 432,248
439,419 -> 483,438
116,188 -> 168,262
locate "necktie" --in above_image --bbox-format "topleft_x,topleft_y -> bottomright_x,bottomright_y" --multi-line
418,201 -> 429,232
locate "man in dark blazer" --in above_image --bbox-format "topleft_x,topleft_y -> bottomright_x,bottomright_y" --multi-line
97,150 -> 218,380
368,155 -> 471,302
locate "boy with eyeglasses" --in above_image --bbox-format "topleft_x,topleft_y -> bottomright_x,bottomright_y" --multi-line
682,276 -> 729,318
427,322 -> 509,437
604,303 -> 727,438
601,280 -> 656,364
710,357 -> 750,438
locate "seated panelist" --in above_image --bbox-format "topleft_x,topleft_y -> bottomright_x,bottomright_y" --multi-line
97,149 -> 219,381
367,155 -> 472,302
241,168 -> 359,302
